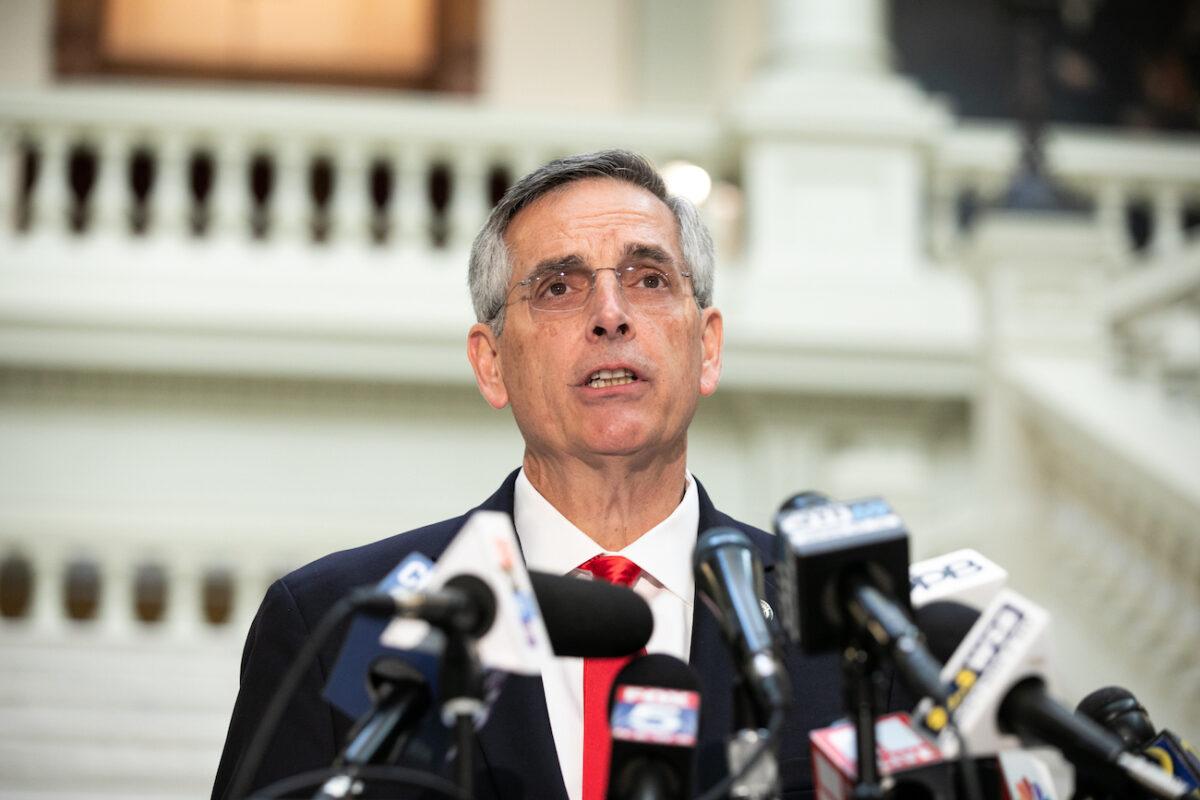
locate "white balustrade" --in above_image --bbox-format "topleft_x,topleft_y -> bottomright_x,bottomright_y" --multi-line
150,131 -> 190,242
394,141 -> 431,252
1150,185 -> 1185,260
28,126 -> 69,238
933,123 -> 1200,267
328,140 -> 371,248
211,135 -> 251,242
165,562 -> 202,639
447,147 -> 490,252
0,125 -> 15,242
90,130 -> 129,237
268,138 -> 308,244
98,551 -> 134,637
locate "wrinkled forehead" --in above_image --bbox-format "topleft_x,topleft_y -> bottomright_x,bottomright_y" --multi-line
502,177 -> 682,283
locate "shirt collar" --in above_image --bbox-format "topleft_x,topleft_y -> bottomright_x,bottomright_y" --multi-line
513,468 -> 697,607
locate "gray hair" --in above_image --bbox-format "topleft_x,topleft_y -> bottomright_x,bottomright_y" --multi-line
468,150 -> 715,334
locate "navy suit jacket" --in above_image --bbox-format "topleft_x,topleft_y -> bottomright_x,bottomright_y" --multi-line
212,471 -> 898,799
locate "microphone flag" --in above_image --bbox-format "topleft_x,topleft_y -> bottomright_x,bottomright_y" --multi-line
909,548 -> 1009,611
381,510 -> 555,676
323,551 -> 439,719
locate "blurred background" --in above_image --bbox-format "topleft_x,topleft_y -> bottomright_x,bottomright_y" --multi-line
0,1 -> 1197,797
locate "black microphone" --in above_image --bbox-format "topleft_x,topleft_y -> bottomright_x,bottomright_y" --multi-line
693,527 -> 791,722
529,570 -> 653,658
1078,686 -> 1200,798
915,600 -> 990,664
355,573 -> 496,637
606,654 -> 702,800
356,570 -> 652,658
915,597 -> 1190,799
774,493 -> 949,704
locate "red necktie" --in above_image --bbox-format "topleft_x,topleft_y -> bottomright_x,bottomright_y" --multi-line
578,555 -> 643,800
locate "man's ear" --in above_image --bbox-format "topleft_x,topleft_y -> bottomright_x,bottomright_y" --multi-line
467,322 -> 509,409
698,307 -> 723,397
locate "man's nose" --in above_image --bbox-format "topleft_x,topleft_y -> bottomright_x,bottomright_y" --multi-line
587,270 -> 633,340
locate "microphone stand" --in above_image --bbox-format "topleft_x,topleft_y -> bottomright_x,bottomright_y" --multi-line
727,676 -> 781,800
439,629 -> 485,800
311,659 -> 431,800
842,643 -> 886,800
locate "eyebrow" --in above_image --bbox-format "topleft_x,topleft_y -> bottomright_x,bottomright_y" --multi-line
622,243 -> 674,265
524,254 -> 587,279
521,242 -> 676,282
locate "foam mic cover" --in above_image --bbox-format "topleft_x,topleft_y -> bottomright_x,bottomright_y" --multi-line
529,570 -> 653,658
607,654 -> 702,800
1077,686 -> 1158,750
1078,686 -> 1200,797
915,600 -> 981,663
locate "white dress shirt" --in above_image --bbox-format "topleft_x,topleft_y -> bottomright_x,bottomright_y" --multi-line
513,468 -> 699,800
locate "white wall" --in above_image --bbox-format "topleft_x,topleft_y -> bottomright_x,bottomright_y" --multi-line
0,0 -> 53,86
482,0 -> 637,112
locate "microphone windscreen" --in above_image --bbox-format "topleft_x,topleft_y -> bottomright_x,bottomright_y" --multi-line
443,573 -> 497,638
914,600 -> 980,663
1076,686 -> 1157,750
529,570 -> 653,658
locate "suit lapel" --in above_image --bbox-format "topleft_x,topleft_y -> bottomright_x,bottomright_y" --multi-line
471,471 -> 569,800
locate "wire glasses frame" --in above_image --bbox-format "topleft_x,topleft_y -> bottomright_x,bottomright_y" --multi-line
503,264 -> 694,315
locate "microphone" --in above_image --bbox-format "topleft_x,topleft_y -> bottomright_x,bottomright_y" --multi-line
357,573 -> 497,636
606,654 -> 701,800
693,526 -> 791,722
320,511 -> 655,799
312,658 -> 433,800
529,571 -> 653,658
368,571 -> 652,657
914,592 -> 1190,799
1077,686 -> 1200,798
773,492 -> 950,704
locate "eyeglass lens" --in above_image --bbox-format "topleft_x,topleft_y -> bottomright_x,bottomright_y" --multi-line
529,265 -> 683,312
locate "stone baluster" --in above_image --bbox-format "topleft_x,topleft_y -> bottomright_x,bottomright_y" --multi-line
29,126 -> 70,238
231,560 -> 270,634
149,132 -> 191,242
395,143 -> 431,252
89,129 -> 131,238
166,561 -> 202,638
26,544 -> 64,636
270,138 -> 308,245
1095,181 -> 1130,264
329,140 -> 371,248
211,136 -> 252,242
448,147 -> 490,251
98,552 -> 134,637
0,125 -> 17,241
1150,185 -> 1184,260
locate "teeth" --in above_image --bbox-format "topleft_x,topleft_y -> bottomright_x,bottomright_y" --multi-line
587,368 -> 636,388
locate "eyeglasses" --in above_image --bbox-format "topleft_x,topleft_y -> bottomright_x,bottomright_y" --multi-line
506,264 -> 693,314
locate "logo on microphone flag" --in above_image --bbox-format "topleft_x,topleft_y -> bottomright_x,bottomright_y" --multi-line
1016,778 -> 1050,800
610,686 -> 700,747
380,510 -> 555,676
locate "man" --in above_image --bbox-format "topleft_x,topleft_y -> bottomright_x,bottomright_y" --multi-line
212,151 -> 888,800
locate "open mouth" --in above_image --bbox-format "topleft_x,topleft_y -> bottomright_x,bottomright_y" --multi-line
586,368 -> 637,389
